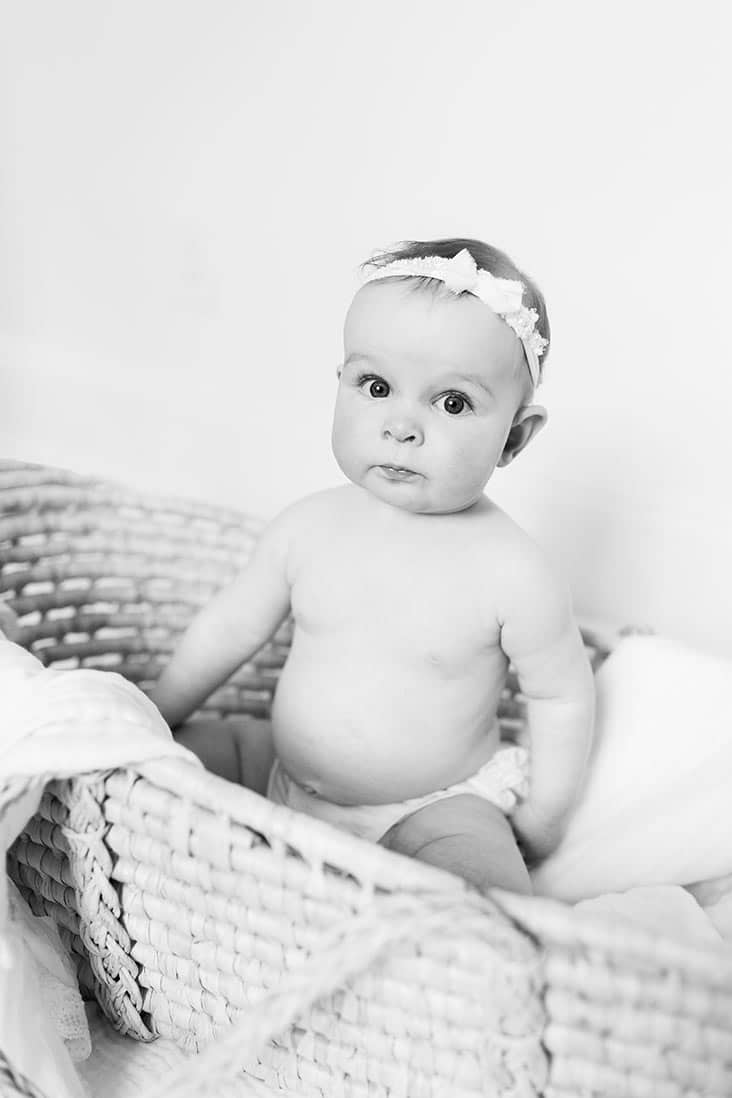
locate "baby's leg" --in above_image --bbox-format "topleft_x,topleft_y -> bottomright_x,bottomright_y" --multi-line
379,794 -> 531,895
173,716 -> 274,795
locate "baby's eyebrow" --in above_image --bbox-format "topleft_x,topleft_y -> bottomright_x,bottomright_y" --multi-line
343,353 -> 372,368
343,357 -> 495,398
442,373 -> 495,398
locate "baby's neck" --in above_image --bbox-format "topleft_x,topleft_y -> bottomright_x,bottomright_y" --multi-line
353,484 -> 491,524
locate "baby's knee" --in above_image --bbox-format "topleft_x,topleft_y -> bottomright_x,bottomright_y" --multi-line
380,794 -> 531,895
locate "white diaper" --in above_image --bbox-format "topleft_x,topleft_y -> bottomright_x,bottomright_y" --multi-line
267,746 -> 529,843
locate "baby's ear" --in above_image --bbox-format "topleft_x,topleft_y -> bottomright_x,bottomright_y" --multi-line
497,404 -> 547,467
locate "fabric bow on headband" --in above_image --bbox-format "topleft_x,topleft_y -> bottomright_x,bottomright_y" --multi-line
361,248 -> 547,387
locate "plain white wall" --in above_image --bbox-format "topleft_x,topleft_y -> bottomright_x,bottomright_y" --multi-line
2,1 -> 732,656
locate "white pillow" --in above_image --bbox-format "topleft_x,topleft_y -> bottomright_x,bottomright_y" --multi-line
531,634 -> 732,901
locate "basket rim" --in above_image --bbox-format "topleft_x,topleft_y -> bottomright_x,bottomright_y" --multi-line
131,755 -> 469,896
118,757 -> 732,980
495,887 -> 732,980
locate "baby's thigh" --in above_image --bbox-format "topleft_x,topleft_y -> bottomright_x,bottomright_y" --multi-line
173,716 -> 274,794
379,794 -> 531,895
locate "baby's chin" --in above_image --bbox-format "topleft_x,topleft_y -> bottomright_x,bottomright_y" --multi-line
358,475 -> 485,516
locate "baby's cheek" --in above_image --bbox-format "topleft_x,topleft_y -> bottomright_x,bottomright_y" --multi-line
332,408 -> 357,455
441,435 -> 493,484
467,433 -> 505,480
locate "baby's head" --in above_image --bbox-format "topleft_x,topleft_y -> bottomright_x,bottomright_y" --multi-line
332,237 -> 550,515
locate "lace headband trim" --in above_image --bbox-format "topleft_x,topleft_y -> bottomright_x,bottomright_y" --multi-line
362,248 -> 547,387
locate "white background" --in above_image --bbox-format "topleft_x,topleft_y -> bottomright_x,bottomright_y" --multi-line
2,1 -> 731,655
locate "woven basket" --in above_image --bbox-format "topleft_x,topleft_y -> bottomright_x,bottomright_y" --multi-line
2,460 -> 731,1098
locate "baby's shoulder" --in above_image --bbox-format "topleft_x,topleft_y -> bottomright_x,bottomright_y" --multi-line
263,485 -> 354,544
278,485 -> 353,523
477,501 -> 567,604
474,500 -> 542,561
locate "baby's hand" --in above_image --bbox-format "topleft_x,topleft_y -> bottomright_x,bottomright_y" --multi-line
511,800 -> 566,868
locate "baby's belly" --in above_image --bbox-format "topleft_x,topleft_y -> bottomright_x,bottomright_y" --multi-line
271,635 -> 504,804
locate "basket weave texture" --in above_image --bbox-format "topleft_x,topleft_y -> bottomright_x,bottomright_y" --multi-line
2,460 -> 732,1098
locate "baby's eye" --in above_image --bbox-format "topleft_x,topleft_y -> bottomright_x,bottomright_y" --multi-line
358,375 -> 390,398
437,392 -> 472,416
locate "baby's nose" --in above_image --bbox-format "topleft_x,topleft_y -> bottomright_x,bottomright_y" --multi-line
382,416 -> 423,444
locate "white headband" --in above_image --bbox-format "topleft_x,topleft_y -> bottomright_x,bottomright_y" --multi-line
361,248 -> 548,387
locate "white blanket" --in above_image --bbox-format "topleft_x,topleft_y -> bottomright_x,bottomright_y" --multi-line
0,633 -> 201,1098
531,634 -> 732,901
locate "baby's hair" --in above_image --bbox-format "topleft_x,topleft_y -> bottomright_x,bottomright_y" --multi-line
362,237 -> 551,367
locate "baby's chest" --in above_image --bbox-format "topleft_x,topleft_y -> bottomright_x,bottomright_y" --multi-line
291,547 -> 500,664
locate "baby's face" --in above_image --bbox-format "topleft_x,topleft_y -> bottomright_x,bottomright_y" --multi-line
332,280 -> 531,514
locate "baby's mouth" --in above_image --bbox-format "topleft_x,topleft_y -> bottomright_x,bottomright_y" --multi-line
377,464 -> 420,481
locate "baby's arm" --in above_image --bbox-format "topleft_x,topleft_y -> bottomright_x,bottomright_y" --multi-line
498,551 -> 595,865
150,509 -> 295,729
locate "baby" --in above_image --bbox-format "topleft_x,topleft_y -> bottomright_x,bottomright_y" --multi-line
152,238 -> 595,895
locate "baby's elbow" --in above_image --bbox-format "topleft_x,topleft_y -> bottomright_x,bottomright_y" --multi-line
568,645 -> 595,712
549,653 -> 596,739
563,624 -> 596,706
572,658 -> 596,751
582,647 -> 596,709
